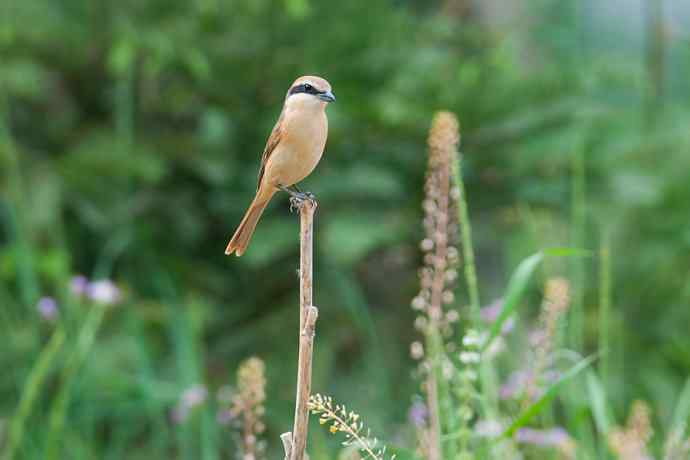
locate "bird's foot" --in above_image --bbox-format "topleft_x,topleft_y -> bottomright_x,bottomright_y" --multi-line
279,185 -> 316,212
289,192 -> 317,212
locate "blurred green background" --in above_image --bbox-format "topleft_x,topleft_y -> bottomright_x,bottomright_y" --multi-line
1,0 -> 689,458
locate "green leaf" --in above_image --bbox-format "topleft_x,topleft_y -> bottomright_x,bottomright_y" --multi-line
285,0 -> 311,18
586,371 -> 612,435
4,328 -> 66,460
108,39 -> 136,76
502,354 -> 597,437
482,248 -> 591,352
669,376 -> 690,435
482,252 -> 543,352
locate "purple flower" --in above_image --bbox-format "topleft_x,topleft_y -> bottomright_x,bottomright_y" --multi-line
479,298 -> 514,333
499,370 -> 530,399
87,280 -> 121,305
37,297 -> 58,321
181,384 -> 208,408
529,328 -> 546,347
172,384 -> 208,424
543,369 -> 561,384
216,409 -> 234,425
171,406 -> 188,424
408,400 -> 428,428
70,275 -> 89,297
515,427 -> 571,447
480,298 -> 503,322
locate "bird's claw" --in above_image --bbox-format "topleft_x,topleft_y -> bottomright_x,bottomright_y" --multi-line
289,196 -> 300,212
289,192 -> 316,212
279,184 -> 316,211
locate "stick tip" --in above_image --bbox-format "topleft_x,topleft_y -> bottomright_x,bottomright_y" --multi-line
280,432 -> 293,459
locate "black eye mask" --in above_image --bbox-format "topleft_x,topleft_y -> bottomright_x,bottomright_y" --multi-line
288,83 -> 322,96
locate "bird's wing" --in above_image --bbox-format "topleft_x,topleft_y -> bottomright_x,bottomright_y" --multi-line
256,110 -> 285,190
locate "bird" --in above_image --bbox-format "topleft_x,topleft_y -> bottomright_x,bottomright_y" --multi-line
225,75 -> 336,256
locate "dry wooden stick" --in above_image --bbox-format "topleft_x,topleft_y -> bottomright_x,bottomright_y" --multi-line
282,198 -> 318,460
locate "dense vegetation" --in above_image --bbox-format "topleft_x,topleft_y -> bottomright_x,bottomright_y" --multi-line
1,0 -> 689,458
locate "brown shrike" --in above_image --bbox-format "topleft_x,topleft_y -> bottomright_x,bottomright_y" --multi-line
225,76 -> 335,256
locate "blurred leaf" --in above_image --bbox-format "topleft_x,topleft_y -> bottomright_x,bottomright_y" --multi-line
285,0 -> 311,18
108,39 -> 136,76
502,354 -> 597,437
482,252 -> 543,352
669,376 -> 690,435
586,371 -> 612,435
1,59 -> 47,98
4,327 -> 65,460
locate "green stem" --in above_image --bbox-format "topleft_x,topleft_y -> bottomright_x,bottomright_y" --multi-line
597,233 -> 612,459
598,233 -> 611,388
452,153 -> 480,326
569,139 -> 586,351
644,0 -> 665,119
424,328 -> 444,460
45,305 -> 108,460
0,66 -> 39,309
3,328 -> 65,460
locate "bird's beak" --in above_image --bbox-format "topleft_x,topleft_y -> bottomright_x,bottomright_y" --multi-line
318,91 -> 336,103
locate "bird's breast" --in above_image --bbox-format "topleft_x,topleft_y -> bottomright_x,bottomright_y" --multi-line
264,109 -> 328,187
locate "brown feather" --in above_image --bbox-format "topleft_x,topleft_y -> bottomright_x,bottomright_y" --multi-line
256,110 -> 285,190
224,191 -> 275,256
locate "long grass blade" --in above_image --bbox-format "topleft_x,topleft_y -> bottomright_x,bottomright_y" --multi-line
670,376 -> 690,435
4,327 -> 65,460
45,305 -> 108,460
452,151 -> 481,326
482,252 -> 543,352
586,371 -> 612,435
502,354 -> 597,437
598,235 -> 611,387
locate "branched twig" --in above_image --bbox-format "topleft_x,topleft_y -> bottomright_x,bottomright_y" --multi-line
308,394 -> 396,460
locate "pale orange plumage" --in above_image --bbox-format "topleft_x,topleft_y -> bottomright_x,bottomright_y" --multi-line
225,76 -> 334,256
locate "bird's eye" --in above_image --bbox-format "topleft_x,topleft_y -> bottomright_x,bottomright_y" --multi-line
303,83 -> 313,92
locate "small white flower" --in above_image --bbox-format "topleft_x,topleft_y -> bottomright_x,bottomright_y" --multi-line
484,336 -> 506,360
461,369 -> 478,381
411,296 -> 426,310
459,351 -> 481,364
475,419 -> 503,438
410,341 -> 424,360
87,280 -> 121,305
414,316 -> 428,331
462,329 -> 482,347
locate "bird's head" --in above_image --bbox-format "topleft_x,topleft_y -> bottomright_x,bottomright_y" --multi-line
285,76 -> 335,110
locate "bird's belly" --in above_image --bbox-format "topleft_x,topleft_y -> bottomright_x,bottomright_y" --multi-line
265,140 -> 325,187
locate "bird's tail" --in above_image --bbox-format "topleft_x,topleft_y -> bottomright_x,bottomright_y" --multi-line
225,194 -> 272,256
